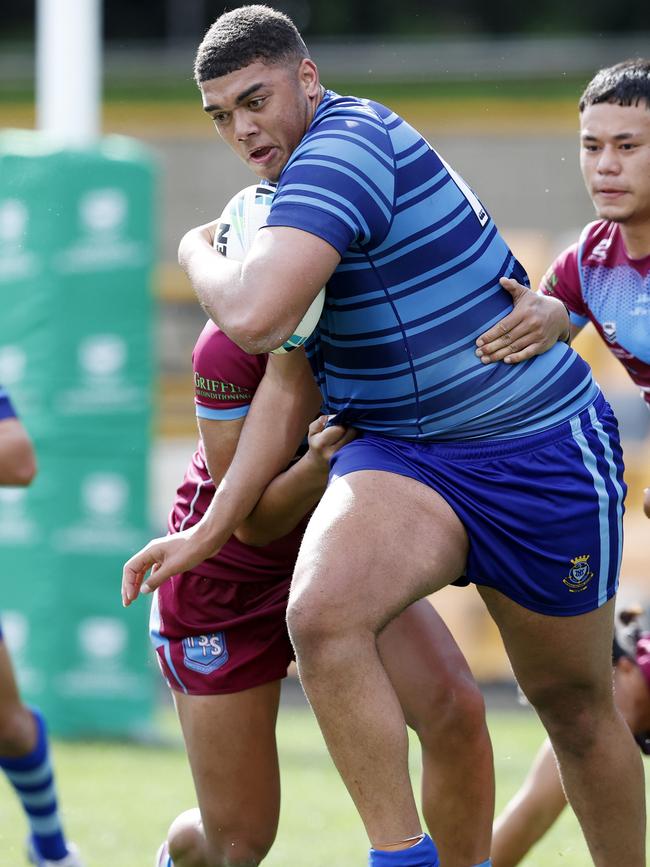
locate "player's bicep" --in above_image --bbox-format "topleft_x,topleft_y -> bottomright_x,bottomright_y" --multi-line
238,226 -> 338,352
197,416 -> 246,488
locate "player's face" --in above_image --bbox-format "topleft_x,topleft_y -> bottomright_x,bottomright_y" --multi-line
580,101 -> 650,225
200,59 -> 321,182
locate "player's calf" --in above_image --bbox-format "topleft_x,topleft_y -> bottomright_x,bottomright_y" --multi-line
0,700 -> 35,756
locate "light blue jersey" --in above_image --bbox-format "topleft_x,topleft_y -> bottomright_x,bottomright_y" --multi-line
267,92 -> 598,440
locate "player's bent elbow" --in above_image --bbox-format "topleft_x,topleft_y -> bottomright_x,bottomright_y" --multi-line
226,310 -> 292,356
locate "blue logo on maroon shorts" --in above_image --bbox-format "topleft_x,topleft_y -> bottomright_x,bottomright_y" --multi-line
182,632 -> 229,674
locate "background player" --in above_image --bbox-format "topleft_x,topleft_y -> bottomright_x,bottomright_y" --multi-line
476,57 -> 650,519
491,606 -> 650,867
124,9 -> 643,866
0,385 -> 83,867
139,234 -> 494,867
462,52 -> 650,866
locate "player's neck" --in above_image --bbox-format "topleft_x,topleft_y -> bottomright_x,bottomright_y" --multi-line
619,221 -> 650,260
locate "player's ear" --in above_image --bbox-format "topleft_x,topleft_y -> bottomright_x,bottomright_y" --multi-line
298,58 -> 320,99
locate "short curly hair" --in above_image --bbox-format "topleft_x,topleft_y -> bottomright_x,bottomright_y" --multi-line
579,58 -> 650,112
194,5 -> 309,84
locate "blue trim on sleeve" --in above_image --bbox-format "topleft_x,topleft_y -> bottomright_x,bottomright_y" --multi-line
195,404 -> 250,420
570,311 -> 590,327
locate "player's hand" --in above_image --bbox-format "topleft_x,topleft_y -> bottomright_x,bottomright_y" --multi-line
304,415 -> 357,476
644,487 -> 650,519
121,529 -> 216,607
475,278 -> 570,364
178,220 -> 221,272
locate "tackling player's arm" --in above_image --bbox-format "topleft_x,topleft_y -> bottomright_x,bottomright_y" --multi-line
235,413 -> 356,546
178,222 -> 340,354
0,417 -> 37,487
122,349 -> 321,604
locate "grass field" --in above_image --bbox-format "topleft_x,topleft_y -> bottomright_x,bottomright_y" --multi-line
1,697 -> 644,866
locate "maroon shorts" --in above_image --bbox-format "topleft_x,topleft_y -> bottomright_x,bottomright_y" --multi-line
149,573 -> 294,696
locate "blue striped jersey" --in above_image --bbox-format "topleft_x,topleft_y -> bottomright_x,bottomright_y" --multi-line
0,384 -> 16,421
266,91 -> 598,440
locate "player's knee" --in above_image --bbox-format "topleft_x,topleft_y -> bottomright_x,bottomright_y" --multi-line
286,589 -> 336,653
525,680 -> 612,757
0,703 -> 35,755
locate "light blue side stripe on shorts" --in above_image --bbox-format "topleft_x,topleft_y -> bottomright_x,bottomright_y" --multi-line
588,404 -> 625,592
570,414 -> 611,606
149,591 -> 188,694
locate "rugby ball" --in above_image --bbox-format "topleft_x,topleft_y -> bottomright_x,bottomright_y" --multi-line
214,182 -> 325,354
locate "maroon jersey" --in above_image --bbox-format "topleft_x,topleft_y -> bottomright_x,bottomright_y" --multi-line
157,322 -> 307,639
540,220 -> 650,408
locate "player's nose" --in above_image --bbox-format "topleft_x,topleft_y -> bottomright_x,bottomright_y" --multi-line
234,112 -> 259,141
597,145 -> 621,174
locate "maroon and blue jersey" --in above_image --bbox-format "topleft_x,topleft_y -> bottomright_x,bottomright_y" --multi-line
266,91 -> 598,441
0,385 -> 16,421
150,326 -> 305,691
541,220 -> 650,408
154,324 -> 308,646
165,322 -> 306,586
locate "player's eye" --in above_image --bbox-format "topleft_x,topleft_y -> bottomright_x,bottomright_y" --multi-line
212,112 -> 229,125
248,97 -> 266,110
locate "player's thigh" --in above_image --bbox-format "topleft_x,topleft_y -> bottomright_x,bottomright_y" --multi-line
378,598 -> 481,728
291,470 -> 469,634
174,680 -> 282,844
479,587 -> 616,708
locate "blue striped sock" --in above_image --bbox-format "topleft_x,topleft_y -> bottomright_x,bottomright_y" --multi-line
369,834 -> 440,866
0,708 -> 68,861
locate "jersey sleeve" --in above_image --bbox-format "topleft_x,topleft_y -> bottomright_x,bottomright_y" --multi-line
267,100 -> 395,254
192,323 -> 267,421
539,242 -> 590,327
0,386 -> 17,421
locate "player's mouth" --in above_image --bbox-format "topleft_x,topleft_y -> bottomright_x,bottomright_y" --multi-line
595,188 -> 627,199
248,145 -> 277,166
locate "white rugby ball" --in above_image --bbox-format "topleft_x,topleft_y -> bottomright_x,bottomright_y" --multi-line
214,182 -> 325,354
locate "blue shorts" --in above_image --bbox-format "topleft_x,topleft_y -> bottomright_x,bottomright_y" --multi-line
329,393 -> 626,616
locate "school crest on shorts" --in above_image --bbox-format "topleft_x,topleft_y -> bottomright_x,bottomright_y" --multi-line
182,632 -> 229,674
562,554 -> 594,593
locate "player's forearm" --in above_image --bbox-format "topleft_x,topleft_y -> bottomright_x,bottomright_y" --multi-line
180,227 -> 299,354
491,738 -> 567,867
235,451 -> 327,546
180,230 -> 250,338
192,351 -> 322,555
